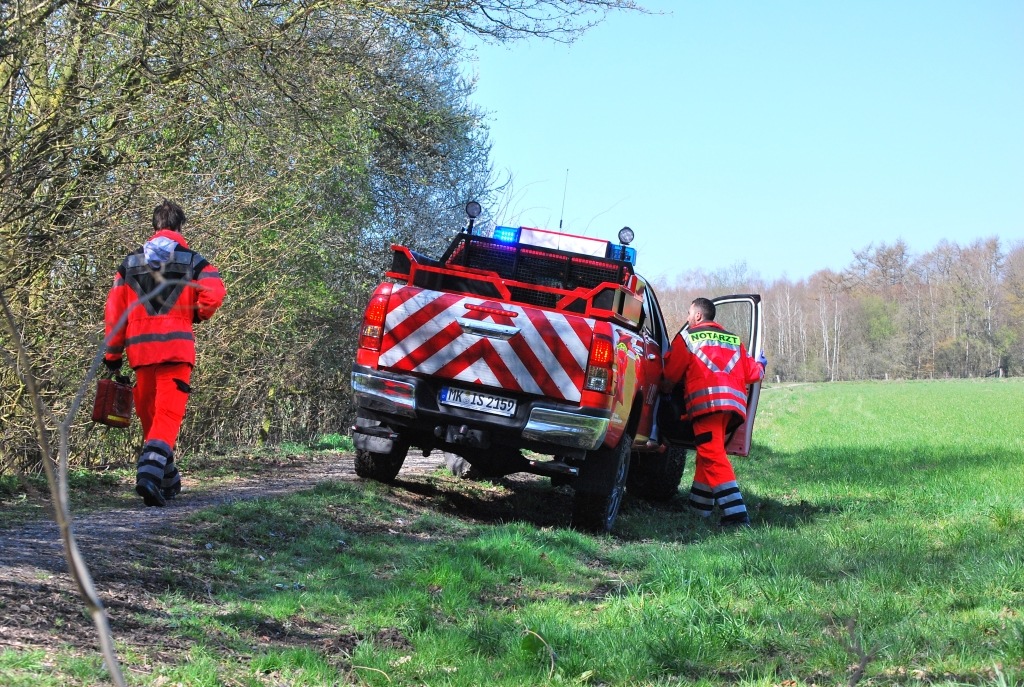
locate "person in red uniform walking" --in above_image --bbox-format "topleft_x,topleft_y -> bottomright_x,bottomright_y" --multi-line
103,199 -> 226,507
661,297 -> 766,526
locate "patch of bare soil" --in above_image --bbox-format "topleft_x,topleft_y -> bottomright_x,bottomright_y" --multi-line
0,451 -> 445,658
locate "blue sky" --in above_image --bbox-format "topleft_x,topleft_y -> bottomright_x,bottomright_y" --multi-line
462,0 -> 1024,284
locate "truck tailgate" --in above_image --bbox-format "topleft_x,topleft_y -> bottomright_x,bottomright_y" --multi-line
378,286 -> 594,402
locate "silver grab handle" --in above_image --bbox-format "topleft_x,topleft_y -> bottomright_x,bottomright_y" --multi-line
456,318 -> 520,340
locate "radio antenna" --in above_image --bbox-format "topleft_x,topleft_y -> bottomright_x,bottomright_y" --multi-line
559,168 -> 569,229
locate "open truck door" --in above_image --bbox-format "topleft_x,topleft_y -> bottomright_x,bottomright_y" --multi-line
717,294 -> 763,457
660,294 -> 764,457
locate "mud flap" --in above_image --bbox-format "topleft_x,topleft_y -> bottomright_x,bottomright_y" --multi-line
354,431 -> 395,454
353,415 -> 397,453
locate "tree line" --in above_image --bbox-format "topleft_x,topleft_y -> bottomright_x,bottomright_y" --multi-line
655,237 -> 1024,383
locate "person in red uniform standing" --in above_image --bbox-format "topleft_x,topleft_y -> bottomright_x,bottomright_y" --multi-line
103,199 -> 226,507
660,297 -> 766,526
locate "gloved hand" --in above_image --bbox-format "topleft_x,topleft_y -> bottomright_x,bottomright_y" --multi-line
756,350 -> 767,369
103,358 -> 123,375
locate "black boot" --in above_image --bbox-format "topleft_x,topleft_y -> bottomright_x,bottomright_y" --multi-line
137,441 -> 171,507
136,478 -> 166,507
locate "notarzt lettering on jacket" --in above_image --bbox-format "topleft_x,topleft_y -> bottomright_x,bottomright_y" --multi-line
687,331 -> 740,346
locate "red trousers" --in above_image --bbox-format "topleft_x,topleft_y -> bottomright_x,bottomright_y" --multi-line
133,363 -> 192,449
691,412 -> 736,489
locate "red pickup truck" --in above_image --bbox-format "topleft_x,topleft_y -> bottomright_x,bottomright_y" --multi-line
350,205 -> 762,532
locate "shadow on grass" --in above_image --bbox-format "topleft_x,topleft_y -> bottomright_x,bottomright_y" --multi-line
393,473 -> 574,530
617,490 -> 840,542
378,432 -> 1009,541
388,466 -> 841,544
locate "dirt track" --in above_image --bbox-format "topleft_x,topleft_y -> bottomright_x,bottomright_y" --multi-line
0,452 -> 442,569
0,452 -> 444,654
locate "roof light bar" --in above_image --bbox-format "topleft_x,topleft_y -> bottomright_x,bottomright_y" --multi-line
492,226 -> 521,243
519,227 -> 608,257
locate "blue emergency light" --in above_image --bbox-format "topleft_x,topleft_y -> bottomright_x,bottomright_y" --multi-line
492,226 -> 522,243
607,244 -> 637,265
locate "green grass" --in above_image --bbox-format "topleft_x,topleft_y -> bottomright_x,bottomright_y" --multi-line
279,432 -> 355,454
0,649 -> 109,687
4,379 -> 1024,685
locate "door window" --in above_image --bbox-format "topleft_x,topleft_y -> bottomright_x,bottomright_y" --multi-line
712,299 -> 755,350
641,282 -> 669,351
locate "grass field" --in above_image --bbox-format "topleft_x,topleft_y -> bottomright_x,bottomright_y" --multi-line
2,379 -> 1023,686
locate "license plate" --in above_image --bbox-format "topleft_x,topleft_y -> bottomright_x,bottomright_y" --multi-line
439,387 -> 517,417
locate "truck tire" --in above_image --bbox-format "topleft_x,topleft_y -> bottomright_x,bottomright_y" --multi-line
627,446 -> 687,501
354,439 -> 409,483
572,433 -> 631,533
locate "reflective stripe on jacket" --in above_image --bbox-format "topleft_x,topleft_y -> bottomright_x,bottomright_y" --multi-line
662,321 -> 763,421
104,230 -> 226,368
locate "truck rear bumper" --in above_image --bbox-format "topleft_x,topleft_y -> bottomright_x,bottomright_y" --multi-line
351,366 -> 609,452
521,407 -> 608,450
351,370 -> 417,417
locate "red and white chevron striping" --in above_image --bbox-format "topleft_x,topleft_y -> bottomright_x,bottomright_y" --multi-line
378,286 -> 592,402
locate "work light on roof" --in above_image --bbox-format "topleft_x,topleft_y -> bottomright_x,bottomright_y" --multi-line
465,201 -> 482,219
618,226 -> 634,245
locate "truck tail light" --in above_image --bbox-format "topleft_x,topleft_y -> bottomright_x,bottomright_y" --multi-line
584,333 -> 614,392
359,283 -> 393,351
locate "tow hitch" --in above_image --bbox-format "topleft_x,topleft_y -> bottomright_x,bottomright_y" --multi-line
436,424 -> 490,448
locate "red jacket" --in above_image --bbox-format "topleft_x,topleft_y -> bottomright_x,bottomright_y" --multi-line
662,321 -> 763,421
104,230 -> 226,368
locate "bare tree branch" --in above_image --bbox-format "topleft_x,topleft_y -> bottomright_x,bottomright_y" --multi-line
0,288 -> 127,687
